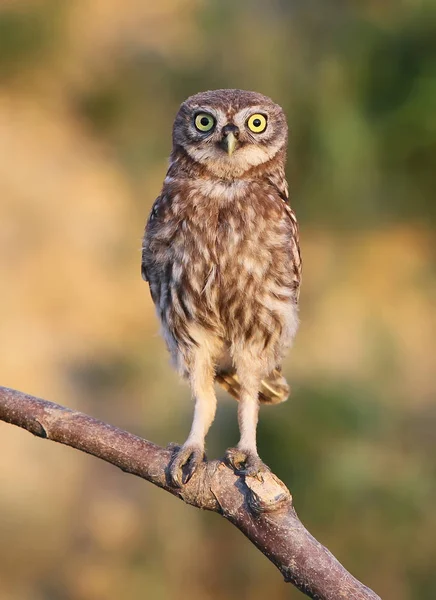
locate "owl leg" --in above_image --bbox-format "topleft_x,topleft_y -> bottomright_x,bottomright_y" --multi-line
169,347 -> 217,487
225,358 -> 268,478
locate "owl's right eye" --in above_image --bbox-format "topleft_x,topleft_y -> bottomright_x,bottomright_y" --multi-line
194,113 -> 215,132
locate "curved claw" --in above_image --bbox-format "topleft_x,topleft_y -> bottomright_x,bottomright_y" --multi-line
225,447 -> 270,479
168,443 -> 205,488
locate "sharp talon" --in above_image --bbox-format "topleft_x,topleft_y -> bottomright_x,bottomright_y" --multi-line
225,447 -> 269,478
168,444 -> 205,488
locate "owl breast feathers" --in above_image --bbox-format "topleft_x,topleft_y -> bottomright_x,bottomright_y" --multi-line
142,89 -> 301,486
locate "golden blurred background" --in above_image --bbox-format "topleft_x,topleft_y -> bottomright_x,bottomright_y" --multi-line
0,1 -> 435,598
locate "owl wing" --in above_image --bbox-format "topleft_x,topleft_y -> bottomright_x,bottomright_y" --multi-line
266,173 -> 302,301
284,202 -> 302,302
141,252 -> 149,282
141,195 -> 162,283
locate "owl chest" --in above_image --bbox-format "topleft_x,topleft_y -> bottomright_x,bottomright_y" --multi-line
169,207 -> 286,302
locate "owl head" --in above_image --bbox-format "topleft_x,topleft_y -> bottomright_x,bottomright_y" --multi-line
172,89 -> 288,178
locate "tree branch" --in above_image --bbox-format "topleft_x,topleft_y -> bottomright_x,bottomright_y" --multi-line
0,385 -> 380,600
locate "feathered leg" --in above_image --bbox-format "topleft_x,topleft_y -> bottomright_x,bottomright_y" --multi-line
225,356 -> 268,477
169,344 -> 217,487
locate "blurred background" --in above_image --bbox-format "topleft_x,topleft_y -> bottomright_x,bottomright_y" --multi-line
0,1 -> 435,599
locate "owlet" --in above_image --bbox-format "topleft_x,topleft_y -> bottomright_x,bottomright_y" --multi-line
142,89 -> 301,486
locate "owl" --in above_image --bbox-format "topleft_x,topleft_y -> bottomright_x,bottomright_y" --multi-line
142,89 -> 301,487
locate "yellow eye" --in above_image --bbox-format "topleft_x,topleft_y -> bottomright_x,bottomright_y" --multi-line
194,113 -> 215,132
247,113 -> 267,133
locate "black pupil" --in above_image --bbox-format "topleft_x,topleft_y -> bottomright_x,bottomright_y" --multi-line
200,116 -> 210,126
253,118 -> 262,127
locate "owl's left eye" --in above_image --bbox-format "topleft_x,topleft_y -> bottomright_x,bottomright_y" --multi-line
247,113 -> 267,133
194,113 -> 216,132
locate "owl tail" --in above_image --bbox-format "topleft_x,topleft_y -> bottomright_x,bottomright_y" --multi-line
216,368 -> 289,405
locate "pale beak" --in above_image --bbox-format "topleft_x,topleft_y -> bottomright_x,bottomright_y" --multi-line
224,131 -> 237,156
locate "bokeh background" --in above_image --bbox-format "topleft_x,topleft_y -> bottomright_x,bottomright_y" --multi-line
0,1 -> 435,599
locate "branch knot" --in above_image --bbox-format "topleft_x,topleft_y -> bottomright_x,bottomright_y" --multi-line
244,471 -> 292,515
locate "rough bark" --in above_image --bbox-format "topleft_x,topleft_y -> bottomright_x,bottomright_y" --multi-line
0,385 -> 381,600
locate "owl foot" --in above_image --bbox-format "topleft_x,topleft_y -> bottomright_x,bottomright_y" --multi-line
225,447 -> 270,479
167,443 -> 205,488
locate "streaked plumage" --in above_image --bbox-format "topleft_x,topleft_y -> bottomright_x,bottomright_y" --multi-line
142,89 -> 301,485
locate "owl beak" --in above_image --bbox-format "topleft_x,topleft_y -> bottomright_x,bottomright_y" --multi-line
221,124 -> 239,156
224,132 -> 237,156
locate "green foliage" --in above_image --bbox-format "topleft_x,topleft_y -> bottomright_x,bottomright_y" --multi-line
0,3 -> 60,79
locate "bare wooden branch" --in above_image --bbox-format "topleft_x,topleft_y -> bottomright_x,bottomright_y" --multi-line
0,385 -> 380,600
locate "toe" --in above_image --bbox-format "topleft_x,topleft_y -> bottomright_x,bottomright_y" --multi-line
184,446 -> 205,483
225,447 -> 247,472
242,455 -> 269,478
168,444 -> 205,487
225,447 -> 269,478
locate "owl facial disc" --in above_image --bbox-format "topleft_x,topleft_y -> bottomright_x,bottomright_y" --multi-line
173,89 -> 288,177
